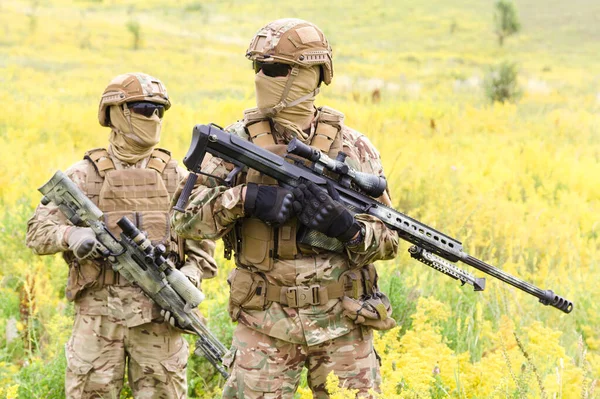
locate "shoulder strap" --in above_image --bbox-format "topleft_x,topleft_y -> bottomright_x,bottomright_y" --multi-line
311,106 -> 344,153
147,148 -> 172,174
84,148 -> 115,177
147,148 -> 180,197
244,108 -> 276,148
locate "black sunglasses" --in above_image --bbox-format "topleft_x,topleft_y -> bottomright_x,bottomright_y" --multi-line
253,61 -> 292,78
127,102 -> 165,118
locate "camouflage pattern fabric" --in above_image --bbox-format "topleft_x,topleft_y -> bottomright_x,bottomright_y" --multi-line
65,312 -> 188,399
171,108 -> 397,397
172,118 -> 399,271
26,147 -> 216,398
221,323 -> 380,399
26,150 -> 217,280
249,18 -> 306,52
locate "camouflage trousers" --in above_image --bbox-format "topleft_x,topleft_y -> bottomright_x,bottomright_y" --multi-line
64,312 -> 188,399
222,324 -> 380,399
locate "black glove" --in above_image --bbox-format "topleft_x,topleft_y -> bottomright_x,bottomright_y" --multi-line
244,183 -> 295,225
292,181 -> 361,242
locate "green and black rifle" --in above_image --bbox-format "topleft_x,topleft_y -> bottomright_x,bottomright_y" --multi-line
39,170 -> 229,378
174,123 -> 573,314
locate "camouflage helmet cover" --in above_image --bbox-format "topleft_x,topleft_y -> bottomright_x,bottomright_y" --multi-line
246,18 -> 333,85
98,72 -> 171,127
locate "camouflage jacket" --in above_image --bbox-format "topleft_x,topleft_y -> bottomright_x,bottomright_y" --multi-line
172,110 -> 399,345
26,147 -> 217,327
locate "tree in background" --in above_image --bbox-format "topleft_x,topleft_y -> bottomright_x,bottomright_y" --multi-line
126,7 -> 141,50
484,61 -> 522,103
494,0 -> 521,46
126,19 -> 141,50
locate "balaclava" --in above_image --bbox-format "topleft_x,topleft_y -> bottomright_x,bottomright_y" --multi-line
255,65 -> 320,141
108,105 -> 161,164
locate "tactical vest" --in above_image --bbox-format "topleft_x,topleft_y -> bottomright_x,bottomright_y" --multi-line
224,107 -> 387,318
230,106 -> 345,271
63,148 -> 182,301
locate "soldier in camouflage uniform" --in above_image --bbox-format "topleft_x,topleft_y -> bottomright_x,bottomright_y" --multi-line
172,19 -> 399,398
26,73 -> 217,399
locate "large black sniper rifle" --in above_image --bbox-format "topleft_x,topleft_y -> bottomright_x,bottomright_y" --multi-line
175,123 -> 573,314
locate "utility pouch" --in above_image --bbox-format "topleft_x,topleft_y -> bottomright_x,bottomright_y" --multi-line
63,255 -> 101,302
237,218 -> 274,271
341,293 -> 395,331
227,268 -> 270,321
277,221 -> 298,260
340,264 -> 396,331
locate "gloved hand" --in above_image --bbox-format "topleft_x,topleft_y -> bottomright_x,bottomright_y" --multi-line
160,308 -> 206,332
291,181 -> 360,242
161,309 -> 179,328
67,227 -> 109,260
244,183 -> 295,225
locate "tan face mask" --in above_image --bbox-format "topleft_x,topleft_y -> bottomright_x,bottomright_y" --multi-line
108,105 -> 162,164
255,66 -> 320,140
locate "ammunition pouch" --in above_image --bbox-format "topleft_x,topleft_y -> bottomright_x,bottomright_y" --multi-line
235,216 -> 300,271
237,218 -> 274,271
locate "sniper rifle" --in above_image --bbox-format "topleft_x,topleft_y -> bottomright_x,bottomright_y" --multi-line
39,170 -> 230,378
174,123 -> 573,314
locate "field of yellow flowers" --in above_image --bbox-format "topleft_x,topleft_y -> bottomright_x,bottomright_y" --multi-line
0,0 -> 598,398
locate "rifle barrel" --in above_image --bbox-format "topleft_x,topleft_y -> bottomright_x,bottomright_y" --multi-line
463,255 -> 573,313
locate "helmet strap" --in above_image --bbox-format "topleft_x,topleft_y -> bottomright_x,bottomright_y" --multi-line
122,103 -> 136,135
261,65 -> 320,117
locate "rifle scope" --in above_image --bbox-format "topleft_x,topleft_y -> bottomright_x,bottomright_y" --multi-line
287,138 -> 387,198
116,216 -> 205,308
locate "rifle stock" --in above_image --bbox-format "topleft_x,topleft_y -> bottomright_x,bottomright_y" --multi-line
177,123 -> 573,314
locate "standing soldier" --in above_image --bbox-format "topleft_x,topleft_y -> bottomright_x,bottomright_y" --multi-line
172,19 -> 399,398
26,73 -> 217,399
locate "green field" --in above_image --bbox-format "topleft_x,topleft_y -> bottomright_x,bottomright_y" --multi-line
0,0 -> 598,398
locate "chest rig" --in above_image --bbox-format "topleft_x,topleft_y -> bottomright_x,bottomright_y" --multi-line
230,106 -> 345,271
86,146 -> 180,244
64,148 -> 182,298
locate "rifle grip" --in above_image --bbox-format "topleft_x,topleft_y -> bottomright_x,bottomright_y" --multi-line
173,173 -> 198,213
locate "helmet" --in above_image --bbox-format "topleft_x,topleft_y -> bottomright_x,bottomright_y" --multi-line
246,18 -> 333,85
98,72 -> 171,127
